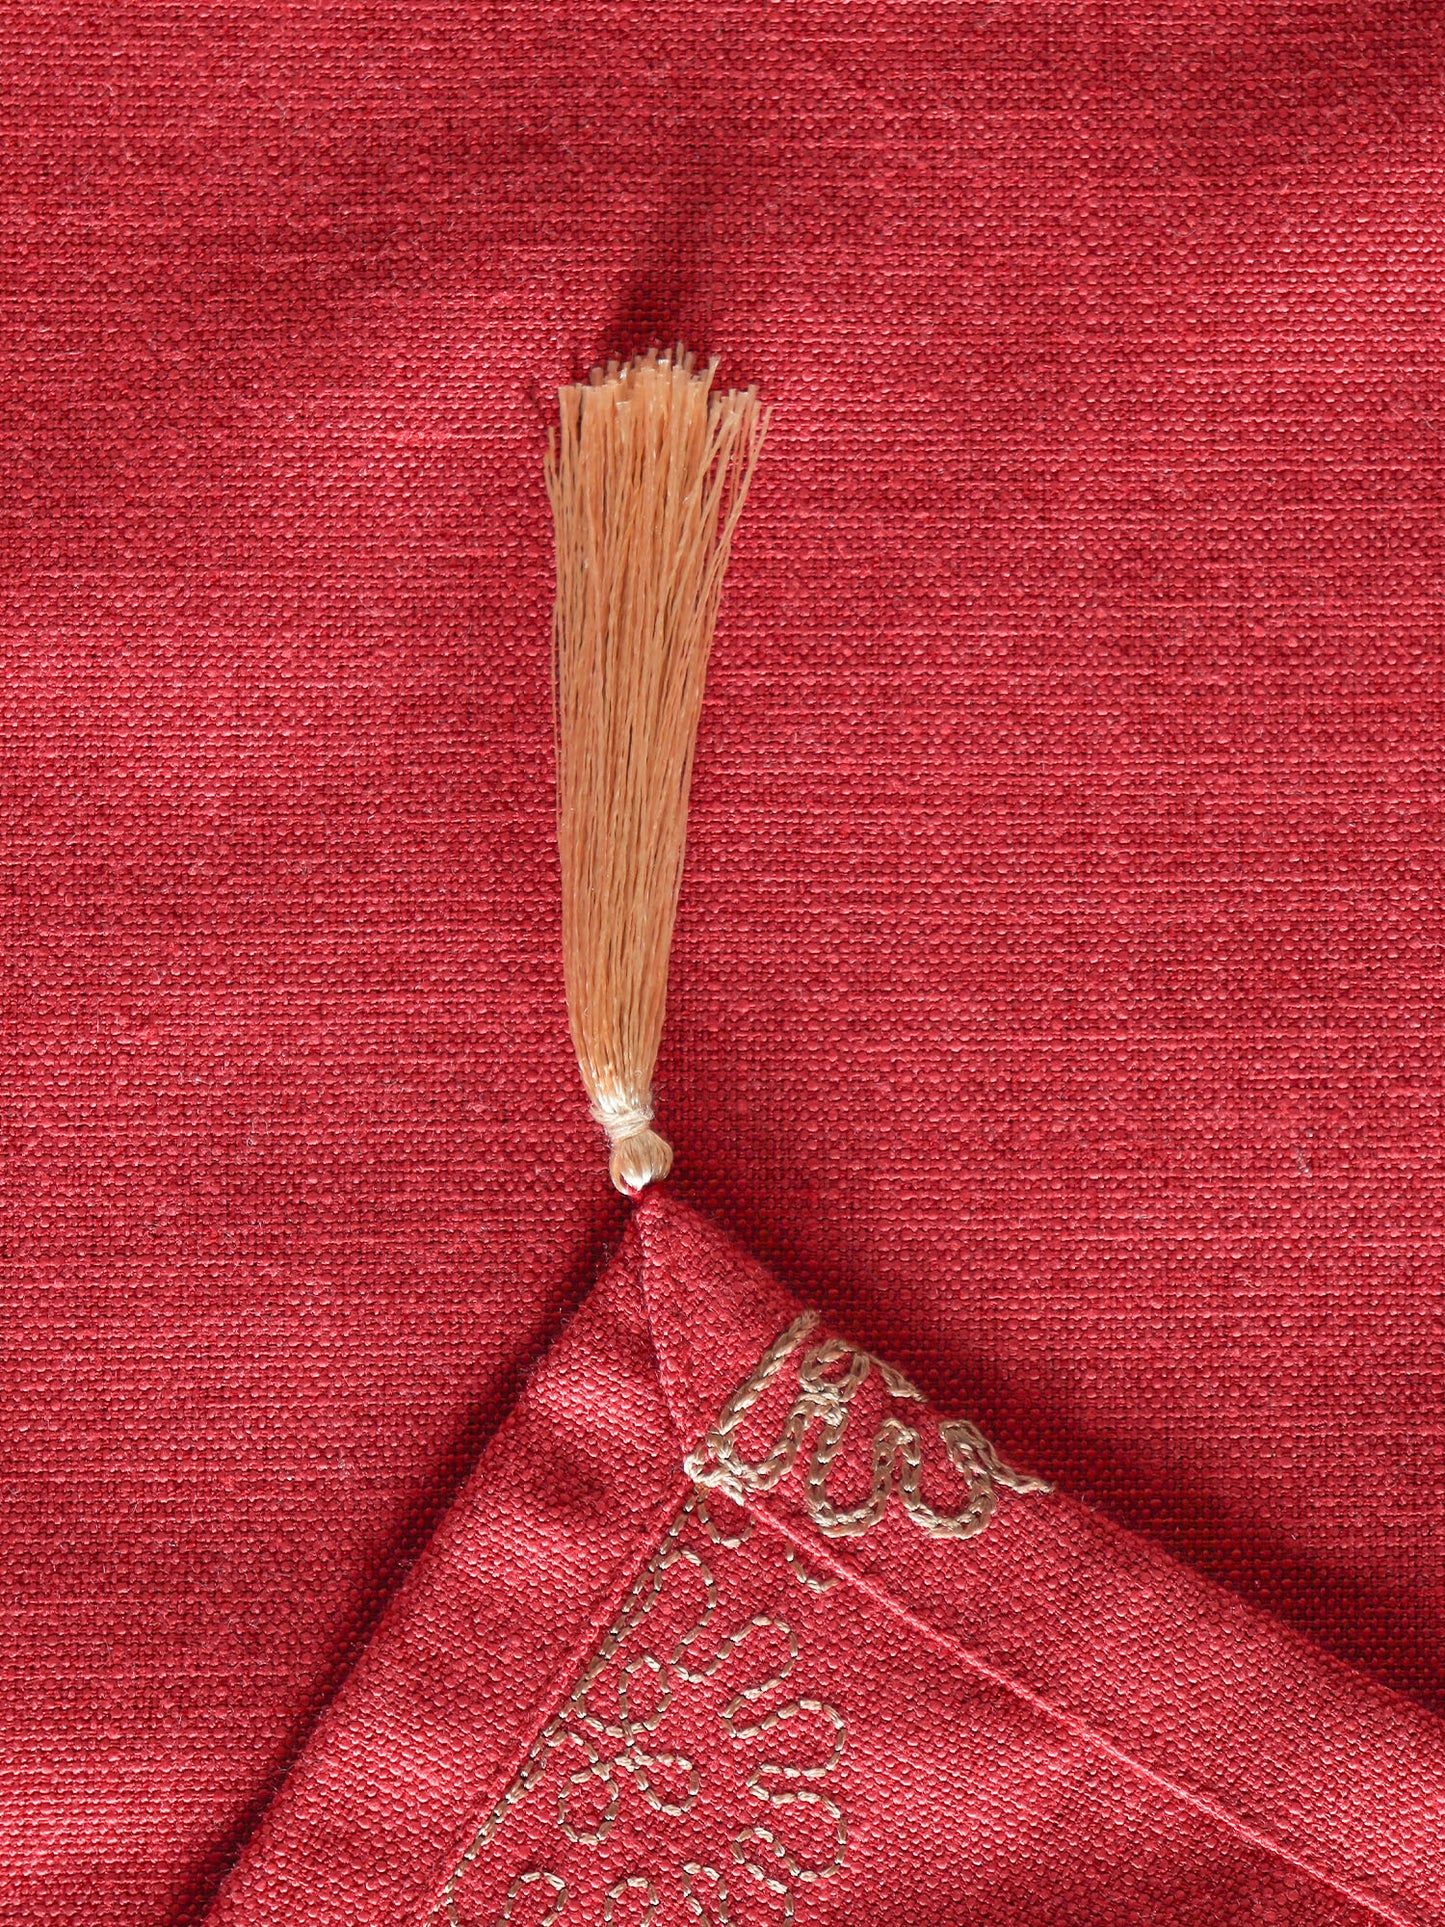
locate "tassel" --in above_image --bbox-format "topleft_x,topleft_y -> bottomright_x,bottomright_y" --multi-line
547,348 -> 768,1194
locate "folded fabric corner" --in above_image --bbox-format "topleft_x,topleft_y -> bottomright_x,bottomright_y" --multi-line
207,1194 -> 1445,1926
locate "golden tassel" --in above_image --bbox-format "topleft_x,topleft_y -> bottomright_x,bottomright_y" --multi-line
547,348 -> 767,1193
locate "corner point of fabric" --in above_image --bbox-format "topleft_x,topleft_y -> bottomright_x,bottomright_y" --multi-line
630,1187 -> 816,1454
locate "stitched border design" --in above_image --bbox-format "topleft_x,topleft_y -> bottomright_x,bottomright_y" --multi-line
430,1315 -> 1047,1924
684,1313 -> 1051,1539
433,1492 -> 844,1925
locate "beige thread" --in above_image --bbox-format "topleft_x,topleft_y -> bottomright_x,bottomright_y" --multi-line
435,1493 -> 842,1926
684,1314 -> 1052,1540
670,1606 -> 846,1893
433,1318 -> 1046,1923
602,1875 -> 658,1924
502,1870 -> 567,1925
437,1504 -> 696,1918
679,1861 -> 731,1925
783,1546 -> 836,1594
695,1492 -> 752,1551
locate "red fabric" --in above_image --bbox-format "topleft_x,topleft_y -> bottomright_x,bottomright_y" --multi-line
207,1196 -> 1445,1925
3,5 -> 1443,1921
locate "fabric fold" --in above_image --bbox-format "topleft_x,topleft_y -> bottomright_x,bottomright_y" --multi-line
207,1194 -> 1445,1925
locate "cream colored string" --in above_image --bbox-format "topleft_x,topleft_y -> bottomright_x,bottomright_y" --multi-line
547,348 -> 767,1192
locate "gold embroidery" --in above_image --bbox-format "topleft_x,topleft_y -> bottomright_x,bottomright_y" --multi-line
782,1547 -> 836,1595
501,1872 -> 566,1924
434,1492 -> 843,1926
602,1876 -> 657,1924
684,1313 -> 1052,1539
433,1315 -> 1047,1923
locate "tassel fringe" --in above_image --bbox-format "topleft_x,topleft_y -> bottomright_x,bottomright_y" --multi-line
547,348 -> 767,1193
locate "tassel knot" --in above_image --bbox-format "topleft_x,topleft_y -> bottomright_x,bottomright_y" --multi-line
589,1090 -> 675,1194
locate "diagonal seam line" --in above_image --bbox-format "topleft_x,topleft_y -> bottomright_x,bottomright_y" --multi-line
748,1502 -> 1430,1927
412,1476 -> 694,1927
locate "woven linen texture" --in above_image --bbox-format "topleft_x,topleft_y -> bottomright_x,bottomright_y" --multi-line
1,4 -> 1442,1921
207,1197 -> 1445,1926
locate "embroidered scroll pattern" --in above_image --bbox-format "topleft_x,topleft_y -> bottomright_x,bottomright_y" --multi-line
433,1314 -> 1047,1924
435,1493 -> 844,1925
685,1312 -> 1052,1539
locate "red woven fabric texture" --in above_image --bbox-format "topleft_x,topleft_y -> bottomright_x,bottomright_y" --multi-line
206,1196 -> 1445,1925
2,5 -> 1442,1921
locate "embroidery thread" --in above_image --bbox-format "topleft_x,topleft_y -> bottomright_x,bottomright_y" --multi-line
685,1313 -> 1052,1540
433,1319 -> 1047,1923
434,1494 -> 844,1926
